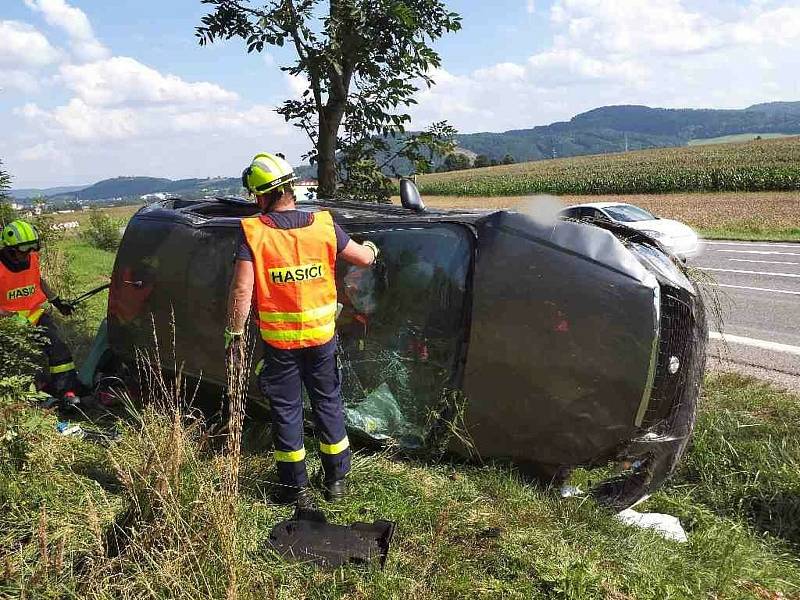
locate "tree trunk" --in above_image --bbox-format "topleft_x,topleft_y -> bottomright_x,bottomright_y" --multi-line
316,105 -> 345,198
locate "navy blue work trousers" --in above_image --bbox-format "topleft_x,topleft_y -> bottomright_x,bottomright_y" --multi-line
258,336 -> 351,489
39,312 -> 78,395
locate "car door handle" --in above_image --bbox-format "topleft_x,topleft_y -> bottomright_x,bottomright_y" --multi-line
123,280 -> 144,288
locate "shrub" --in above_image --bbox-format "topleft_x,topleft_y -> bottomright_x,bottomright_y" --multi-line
81,210 -> 122,251
0,317 -> 46,380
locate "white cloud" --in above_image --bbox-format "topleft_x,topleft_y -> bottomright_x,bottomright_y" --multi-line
4,3 -> 303,186
526,0 -> 536,15
24,0 -> 109,61
0,20 -> 61,92
285,73 -> 310,99
15,99 -> 138,142
59,57 -> 239,107
411,0 -> 800,132
18,140 -> 59,162
0,20 -> 61,67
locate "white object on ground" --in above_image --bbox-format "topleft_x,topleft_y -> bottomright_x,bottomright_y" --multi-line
560,485 -> 584,498
616,509 -> 688,542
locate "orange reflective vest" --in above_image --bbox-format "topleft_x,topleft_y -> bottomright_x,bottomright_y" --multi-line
0,252 -> 48,325
241,211 -> 338,350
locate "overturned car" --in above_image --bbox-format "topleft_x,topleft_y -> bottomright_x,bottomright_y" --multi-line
103,185 -> 707,509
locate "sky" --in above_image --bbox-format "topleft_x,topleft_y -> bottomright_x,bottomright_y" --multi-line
2,0 -> 800,188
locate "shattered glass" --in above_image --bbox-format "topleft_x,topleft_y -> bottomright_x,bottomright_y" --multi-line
335,224 -> 471,446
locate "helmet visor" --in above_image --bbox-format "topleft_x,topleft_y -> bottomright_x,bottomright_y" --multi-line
14,242 -> 39,253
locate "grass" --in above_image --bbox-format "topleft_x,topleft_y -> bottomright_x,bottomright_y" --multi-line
413,191 -> 800,242
416,137 -> 800,196
49,204 -> 143,226
1,371 -> 800,599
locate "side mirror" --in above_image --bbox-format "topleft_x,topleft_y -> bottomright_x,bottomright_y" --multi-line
399,178 -> 426,212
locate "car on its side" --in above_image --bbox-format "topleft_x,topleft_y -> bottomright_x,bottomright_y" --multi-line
97,183 -> 707,511
559,202 -> 701,259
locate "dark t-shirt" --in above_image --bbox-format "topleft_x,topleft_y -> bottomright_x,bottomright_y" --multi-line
236,210 -> 351,262
0,248 -> 30,273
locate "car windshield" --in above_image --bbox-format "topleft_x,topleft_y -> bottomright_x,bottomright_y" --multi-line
602,204 -> 657,223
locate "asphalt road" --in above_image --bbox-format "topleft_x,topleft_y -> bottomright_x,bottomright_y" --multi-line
691,240 -> 800,389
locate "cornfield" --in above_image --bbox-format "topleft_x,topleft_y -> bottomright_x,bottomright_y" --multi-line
417,137 -> 800,196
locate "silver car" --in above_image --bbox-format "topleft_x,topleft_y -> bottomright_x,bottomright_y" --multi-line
560,202 -> 701,259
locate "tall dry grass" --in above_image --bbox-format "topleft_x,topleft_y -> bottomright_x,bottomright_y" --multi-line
73,322 -> 253,599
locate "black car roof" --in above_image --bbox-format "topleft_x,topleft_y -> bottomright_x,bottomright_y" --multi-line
140,196 -> 493,226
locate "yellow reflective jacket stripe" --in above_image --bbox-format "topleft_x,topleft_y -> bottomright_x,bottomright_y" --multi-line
274,447 -> 306,463
319,437 -> 349,455
260,321 -> 335,343
259,302 -> 338,324
27,307 -> 45,325
15,306 -> 46,325
50,361 -> 76,374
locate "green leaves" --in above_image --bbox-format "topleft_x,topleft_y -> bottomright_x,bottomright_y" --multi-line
197,0 -> 462,197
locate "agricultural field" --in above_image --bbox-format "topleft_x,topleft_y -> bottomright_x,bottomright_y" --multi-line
417,137 -> 800,196
417,191 -> 800,242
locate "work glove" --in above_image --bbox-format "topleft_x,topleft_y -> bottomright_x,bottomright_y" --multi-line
51,297 -> 74,316
9,313 -> 31,326
224,328 -> 243,351
363,240 -> 380,263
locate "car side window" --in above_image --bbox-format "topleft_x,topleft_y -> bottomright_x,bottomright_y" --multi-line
335,224 -> 472,446
562,208 -> 578,219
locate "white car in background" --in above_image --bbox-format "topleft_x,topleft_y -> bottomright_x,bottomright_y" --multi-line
559,202 -> 701,260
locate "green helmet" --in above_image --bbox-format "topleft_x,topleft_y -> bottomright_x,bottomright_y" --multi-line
1,220 -> 40,251
242,152 -> 297,194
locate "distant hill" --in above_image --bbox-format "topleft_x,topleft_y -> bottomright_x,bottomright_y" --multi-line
9,185 -> 87,200
41,176 -> 244,203
12,101 -> 800,199
452,101 -> 800,163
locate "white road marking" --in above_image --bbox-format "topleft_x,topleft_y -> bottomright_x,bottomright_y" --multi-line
700,267 -> 800,279
709,331 -> 800,357
705,241 -> 800,248
728,258 -> 800,266
717,250 -> 800,257
710,283 -> 800,296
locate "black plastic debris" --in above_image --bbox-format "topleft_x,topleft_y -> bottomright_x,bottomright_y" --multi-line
267,507 -> 395,569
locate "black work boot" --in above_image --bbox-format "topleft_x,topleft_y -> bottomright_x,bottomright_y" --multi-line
273,485 -> 318,510
323,478 -> 348,502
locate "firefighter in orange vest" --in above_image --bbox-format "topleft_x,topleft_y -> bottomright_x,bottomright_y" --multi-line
226,153 -> 378,506
0,220 -> 79,403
